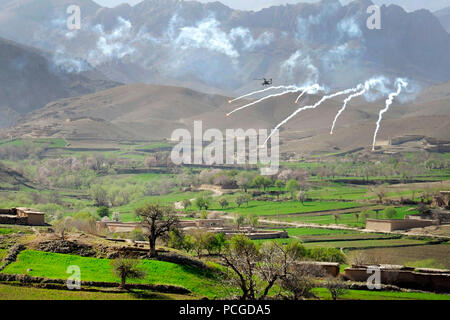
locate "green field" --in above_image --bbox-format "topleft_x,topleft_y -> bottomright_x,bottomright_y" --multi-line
215,200 -> 361,216
1,250 -> 230,299
0,283 -> 190,300
351,244 -> 450,269
283,228 -> 360,237
312,288 -> 450,300
0,227 -> 19,235
0,249 -> 7,262
276,207 -> 419,228
303,238 -> 429,250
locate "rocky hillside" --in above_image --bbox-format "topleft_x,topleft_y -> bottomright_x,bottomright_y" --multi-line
0,0 -> 448,94
435,6 -> 450,33
0,37 -> 120,128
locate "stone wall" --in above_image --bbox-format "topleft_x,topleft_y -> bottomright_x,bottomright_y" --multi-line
344,266 -> 450,293
0,209 -> 15,215
365,218 -> 437,232
295,261 -> 340,277
0,273 -> 190,294
0,215 -> 28,225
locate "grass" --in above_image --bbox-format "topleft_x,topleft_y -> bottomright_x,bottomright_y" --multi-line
313,287 -> 450,300
215,200 -> 361,216
276,206 -> 419,228
116,191 -> 210,222
0,227 -> 19,235
0,283 -> 190,300
0,249 -> 7,262
406,259 -> 447,270
283,228 -> 360,237
303,238 -> 428,250
350,244 -> 450,269
1,250 -> 230,299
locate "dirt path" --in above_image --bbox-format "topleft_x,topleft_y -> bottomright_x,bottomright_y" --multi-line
174,185 -> 236,209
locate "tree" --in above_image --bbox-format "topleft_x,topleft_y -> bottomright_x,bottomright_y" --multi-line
192,230 -> 206,258
297,191 -> 307,205
222,236 -> 314,300
54,217 -> 73,241
97,206 -> 111,218
182,199 -> 191,211
261,177 -> 273,191
384,207 -> 397,219
361,210 -> 370,223
219,198 -> 229,209
135,203 -> 179,257
236,194 -> 251,208
354,212 -> 360,223
90,185 -> 109,207
274,180 -> 285,199
194,196 -> 212,210
333,213 -> 340,224
234,213 -> 246,231
168,228 -> 185,250
274,179 -> 285,191
214,233 -> 227,255
247,214 -> 259,230
221,235 -> 260,300
280,264 -> 324,300
192,230 -> 222,257
111,258 -> 146,289
372,186 -> 387,204
324,277 -> 348,300
236,196 -> 245,208
286,180 -> 300,199
200,211 -> 209,219
253,176 -> 266,190
237,172 -> 254,193
129,228 -> 146,242
112,212 -> 121,222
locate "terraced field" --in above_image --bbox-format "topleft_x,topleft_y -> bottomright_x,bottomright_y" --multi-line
1,250 -> 231,299
0,284 -> 190,300
351,244 -> 450,269
303,238 -> 431,250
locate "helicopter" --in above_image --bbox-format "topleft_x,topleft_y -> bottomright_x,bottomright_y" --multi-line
255,78 -> 273,87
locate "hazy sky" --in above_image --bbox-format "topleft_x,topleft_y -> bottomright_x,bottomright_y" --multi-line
93,0 -> 450,12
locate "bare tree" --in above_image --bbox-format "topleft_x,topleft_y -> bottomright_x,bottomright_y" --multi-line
280,264 -> 324,300
221,235 -> 260,300
135,203 -> 178,257
111,258 -> 146,288
372,186 -> 387,204
53,217 -> 74,241
221,236 -> 315,300
324,277 -> 348,300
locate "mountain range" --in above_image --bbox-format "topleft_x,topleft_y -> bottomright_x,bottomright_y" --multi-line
0,0 -> 449,155
0,36 -> 120,128
0,0 -> 449,95
435,6 -> 450,33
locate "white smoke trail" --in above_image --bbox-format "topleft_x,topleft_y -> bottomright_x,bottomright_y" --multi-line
371,78 -> 408,151
295,83 -> 323,104
228,85 -> 298,104
262,85 -> 364,146
227,87 -> 304,117
330,76 -> 391,135
330,88 -> 366,135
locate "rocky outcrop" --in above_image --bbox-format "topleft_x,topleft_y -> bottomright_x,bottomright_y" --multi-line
38,240 -> 96,257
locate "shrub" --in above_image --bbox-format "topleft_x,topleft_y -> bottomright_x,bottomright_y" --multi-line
308,247 -> 346,264
384,207 -> 397,219
97,206 -> 111,218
